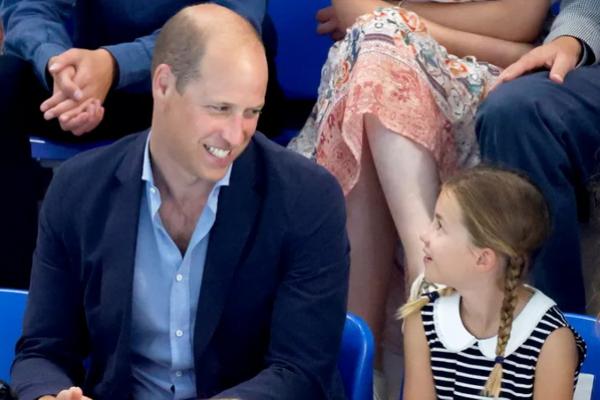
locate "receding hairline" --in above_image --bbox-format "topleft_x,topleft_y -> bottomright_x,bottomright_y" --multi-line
174,3 -> 262,51
151,3 -> 264,90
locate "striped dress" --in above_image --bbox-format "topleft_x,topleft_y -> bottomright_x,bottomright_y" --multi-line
420,289 -> 586,399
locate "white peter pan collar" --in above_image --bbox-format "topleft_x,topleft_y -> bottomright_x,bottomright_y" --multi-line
433,287 -> 556,359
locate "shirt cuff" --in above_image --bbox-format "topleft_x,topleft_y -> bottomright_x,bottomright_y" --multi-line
576,39 -> 595,67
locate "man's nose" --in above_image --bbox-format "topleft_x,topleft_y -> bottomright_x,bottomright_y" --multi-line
222,115 -> 246,147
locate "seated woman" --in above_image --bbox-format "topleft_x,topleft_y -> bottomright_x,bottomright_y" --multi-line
288,0 -> 550,397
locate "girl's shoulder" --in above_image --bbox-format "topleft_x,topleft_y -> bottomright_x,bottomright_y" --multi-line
424,288 -> 576,356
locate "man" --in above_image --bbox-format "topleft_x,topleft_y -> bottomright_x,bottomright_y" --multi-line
0,0 -> 265,290
477,0 -> 600,313
11,5 -> 350,400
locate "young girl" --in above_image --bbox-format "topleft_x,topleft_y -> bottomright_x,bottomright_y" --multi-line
288,2 -> 551,397
400,166 -> 586,399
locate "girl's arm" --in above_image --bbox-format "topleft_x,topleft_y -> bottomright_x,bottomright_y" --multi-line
533,327 -> 579,400
403,312 -> 437,400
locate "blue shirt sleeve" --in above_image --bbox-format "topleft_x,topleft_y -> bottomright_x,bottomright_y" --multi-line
2,0 -> 266,91
2,0 -> 75,89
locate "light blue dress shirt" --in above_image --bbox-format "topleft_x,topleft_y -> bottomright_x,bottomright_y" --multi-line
130,136 -> 231,399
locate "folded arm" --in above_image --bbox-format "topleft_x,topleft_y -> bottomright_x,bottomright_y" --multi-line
331,0 -> 548,42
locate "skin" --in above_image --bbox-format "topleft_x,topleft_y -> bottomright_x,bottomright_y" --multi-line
37,4 -> 267,398
317,0 -> 548,67
40,48 -> 115,135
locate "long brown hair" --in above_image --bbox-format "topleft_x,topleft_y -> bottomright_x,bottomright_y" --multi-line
398,166 -> 551,397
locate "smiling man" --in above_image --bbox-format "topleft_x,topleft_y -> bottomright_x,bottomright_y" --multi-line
11,5 -> 349,400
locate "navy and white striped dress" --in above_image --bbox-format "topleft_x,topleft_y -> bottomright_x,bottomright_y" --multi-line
421,288 -> 586,399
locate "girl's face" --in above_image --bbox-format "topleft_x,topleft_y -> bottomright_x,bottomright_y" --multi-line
420,189 -> 481,289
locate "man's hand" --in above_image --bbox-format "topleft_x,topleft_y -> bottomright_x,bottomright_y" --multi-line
316,6 -> 345,41
40,48 -> 116,135
492,35 -> 583,89
39,386 -> 93,400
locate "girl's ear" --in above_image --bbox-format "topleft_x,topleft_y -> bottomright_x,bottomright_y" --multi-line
474,247 -> 499,272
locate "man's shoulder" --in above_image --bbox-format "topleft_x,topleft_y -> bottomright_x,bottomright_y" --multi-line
251,133 -> 342,194
55,131 -> 145,182
46,131 -> 145,210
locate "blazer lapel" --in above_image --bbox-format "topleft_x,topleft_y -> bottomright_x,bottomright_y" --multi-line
96,132 -> 147,395
193,137 -> 263,356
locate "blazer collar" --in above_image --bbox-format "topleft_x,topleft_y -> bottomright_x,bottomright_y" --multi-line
115,130 -> 149,185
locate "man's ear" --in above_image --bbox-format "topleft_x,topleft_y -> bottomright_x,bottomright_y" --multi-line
152,64 -> 176,100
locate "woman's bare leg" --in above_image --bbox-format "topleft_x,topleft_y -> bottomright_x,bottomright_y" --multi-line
364,114 -> 440,285
346,138 -> 397,370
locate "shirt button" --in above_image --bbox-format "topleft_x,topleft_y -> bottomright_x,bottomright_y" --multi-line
176,274 -> 183,282
176,329 -> 183,337
175,370 -> 183,377
150,187 -> 156,194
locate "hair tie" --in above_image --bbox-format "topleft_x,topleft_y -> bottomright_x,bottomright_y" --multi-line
426,291 -> 440,303
494,356 -> 504,365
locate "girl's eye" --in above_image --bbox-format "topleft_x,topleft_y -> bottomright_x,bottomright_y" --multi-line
434,219 -> 442,230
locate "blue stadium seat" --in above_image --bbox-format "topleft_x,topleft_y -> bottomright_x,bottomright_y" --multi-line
551,1 -> 560,16
266,0 -> 333,100
30,136 -> 112,161
266,0 -> 333,145
339,312 -> 375,400
0,289 -> 27,382
566,313 -> 600,400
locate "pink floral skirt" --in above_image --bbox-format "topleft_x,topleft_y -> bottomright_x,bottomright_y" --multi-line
288,7 -> 501,195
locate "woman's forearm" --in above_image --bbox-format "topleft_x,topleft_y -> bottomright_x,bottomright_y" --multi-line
425,19 -> 533,68
403,0 -> 549,43
332,0 -> 548,43
331,0 -> 391,31
331,0 -> 537,67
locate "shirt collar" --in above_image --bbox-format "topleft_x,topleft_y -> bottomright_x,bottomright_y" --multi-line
141,133 -> 232,215
433,287 -> 555,358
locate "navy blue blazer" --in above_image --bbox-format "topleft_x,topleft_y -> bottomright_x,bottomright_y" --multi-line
12,131 -> 350,400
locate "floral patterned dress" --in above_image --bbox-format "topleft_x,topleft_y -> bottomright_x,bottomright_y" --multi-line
288,4 -> 502,195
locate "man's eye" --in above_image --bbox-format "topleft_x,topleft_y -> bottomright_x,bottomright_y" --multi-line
244,109 -> 263,118
208,105 -> 229,112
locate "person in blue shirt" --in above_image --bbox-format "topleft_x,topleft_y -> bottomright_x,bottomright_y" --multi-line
11,4 -> 349,400
477,0 -> 600,314
0,0 -> 265,290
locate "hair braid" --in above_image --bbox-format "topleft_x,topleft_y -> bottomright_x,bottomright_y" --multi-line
482,256 -> 523,398
396,287 -> 455,320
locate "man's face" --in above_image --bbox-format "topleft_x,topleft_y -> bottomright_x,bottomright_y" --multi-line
154,43 -> 268,184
